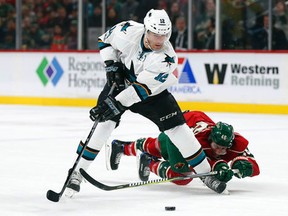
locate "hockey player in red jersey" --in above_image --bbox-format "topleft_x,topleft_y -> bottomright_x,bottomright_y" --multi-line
106,110 -> 260,185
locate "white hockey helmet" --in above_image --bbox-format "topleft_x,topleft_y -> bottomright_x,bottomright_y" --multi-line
144,9 -> 172,40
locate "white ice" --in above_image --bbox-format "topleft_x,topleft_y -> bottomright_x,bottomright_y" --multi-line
0,105 -> 287,216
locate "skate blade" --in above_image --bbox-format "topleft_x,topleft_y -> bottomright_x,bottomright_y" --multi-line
65,188 -> 77,198
105,143 -> 112,171
222,189 -> 230,195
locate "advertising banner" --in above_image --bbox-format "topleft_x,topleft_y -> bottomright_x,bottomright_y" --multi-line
0,52 -> 287,106
171,53 -> 288,104
0,52 -> 105,98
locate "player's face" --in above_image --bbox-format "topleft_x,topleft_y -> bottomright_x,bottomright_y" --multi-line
211,142 -> 228,156
145,31 -> 167,50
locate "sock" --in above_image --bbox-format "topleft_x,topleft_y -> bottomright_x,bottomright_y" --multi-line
123,137 -> 162,157
123,141 -> 137,156
75,141 -> 99,172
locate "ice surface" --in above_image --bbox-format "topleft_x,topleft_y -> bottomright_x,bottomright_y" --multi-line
0,105 -> 287,216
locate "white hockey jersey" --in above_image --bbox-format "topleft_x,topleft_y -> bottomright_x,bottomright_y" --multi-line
98,20 -> 178,107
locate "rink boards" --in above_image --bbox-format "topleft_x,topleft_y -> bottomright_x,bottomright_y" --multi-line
0,51 -> 287,114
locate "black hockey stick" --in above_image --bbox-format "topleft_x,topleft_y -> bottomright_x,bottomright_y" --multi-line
46,83 -> 116,202
79,168 -> 218,191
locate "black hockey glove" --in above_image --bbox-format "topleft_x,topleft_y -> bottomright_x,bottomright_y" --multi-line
105,60 -> 125,91
89,95 -> 126,122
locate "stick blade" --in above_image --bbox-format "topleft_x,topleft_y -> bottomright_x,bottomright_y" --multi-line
46,190 -> 61,202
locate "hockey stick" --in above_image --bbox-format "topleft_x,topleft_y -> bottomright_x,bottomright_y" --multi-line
80,168 -> 218,191
46,83 -> 116,202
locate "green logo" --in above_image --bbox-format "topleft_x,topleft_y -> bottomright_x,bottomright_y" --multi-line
36,57 -> 64,86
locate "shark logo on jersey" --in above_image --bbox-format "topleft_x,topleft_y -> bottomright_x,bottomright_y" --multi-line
120,22 -> 132,33
162,53 -> 175,67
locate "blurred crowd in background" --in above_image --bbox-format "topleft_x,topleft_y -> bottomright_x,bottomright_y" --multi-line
0,0 -> 288,50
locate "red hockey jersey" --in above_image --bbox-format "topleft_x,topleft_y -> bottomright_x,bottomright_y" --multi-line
183,111 -> 260,177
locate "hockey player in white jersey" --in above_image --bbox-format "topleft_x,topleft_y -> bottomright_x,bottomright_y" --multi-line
66,9 -> 226,196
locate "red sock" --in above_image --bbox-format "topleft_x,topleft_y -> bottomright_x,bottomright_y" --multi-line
142,137 -> 162,158
123,138 -> 162,158
123,142 -> 137,156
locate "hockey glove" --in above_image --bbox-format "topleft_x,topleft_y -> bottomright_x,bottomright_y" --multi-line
213,162 -> 234,183
231,158 -> 253,178
105,60 -> 125,91
89,95 -> 126,122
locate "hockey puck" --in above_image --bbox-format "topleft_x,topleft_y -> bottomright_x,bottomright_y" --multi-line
165,206 -> 176,211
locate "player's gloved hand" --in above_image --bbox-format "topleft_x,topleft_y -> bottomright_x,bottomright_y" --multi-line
89,95 -> 126,122
105,60 -> 125,91
231,158 -> 253,178
213,162 -> 234,182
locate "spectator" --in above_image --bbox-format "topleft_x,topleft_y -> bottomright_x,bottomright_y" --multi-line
169,1 -> 185,28
157,0 -> 168,11
170,16 -> 188,50
54,7 -> 70,33
62,0 -> 77,17
0,0 -> 15,48
66,19 -> 77,49
51,24 -> 66,50
205,17 -> 215,49
120,0 -> 139,21
194,0 -> 216,49
88,4 -> 102,27
1,19 -> 15,49
106,0 -> 122,15
0,0 -> 14,22
250,14 -> 288,50
36,9 -> 48,28
2,34 -> 14,49
106,7 -> 121,29
134,0 -> 159,22
45,7 -> 58,31
273,0 -> 288,39
221,0 -> 264,49
23,23 -> 50,49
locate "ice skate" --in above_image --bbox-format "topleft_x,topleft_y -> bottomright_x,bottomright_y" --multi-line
65,169 -> 83,198
106,140 -> 130,170
137,153 -> 152,181
201,175 -> 227,194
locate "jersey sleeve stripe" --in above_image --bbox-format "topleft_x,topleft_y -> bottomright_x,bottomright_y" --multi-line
98,39 -> 111,50
132,82 -> 152,101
